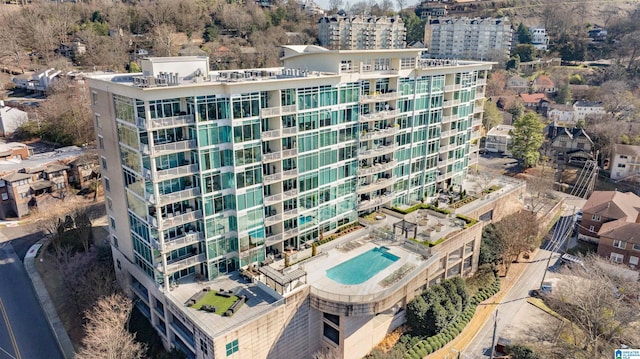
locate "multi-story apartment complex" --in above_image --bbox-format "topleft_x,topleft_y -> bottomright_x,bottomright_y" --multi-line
88,46 -> 490,358
529,27 -> 549,51
485,125 -> 514,155
318,15 -> 407,50
424,17 -> 513,60
610,144 -> 640,182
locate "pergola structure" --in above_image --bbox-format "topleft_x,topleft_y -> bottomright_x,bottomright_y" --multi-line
393,219 -> 418,239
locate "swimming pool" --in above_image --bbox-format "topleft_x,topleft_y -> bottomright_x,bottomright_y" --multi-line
326,247 -> 399,285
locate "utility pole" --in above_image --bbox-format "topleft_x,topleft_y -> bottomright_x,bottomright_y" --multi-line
489,310 -> 498,359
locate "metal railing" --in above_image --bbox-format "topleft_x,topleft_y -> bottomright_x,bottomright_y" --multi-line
149,115 -> 195,129
260,104 -> 297,118
264,193 -> 282,204
161,253 -> 207,273
360,109 -> 400,121
160,210 -> 203,229
265,233 -> 284,245
151,140 -> 196,156
262,129 -> 281,139
358,143 -> 398,158
282,188 -> 298,199
357,176 -> 396,194
158,187 -> 200,206
264,212 -> 282,224
283,228 -> 299,239
263,173 -> 282,183
282,208 -> 298,220
359,92 -> 401,103
282,169 -> 297,179
357,192 -> 394,210
361,126 -> 399,140
158,232 -> 204,252
358,160 -> 396,176
156,164 -> 198,181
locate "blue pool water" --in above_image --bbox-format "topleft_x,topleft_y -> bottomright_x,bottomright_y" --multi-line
326,247 -> 399,285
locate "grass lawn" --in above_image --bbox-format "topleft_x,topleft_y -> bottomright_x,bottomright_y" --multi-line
192,292 -> 239,314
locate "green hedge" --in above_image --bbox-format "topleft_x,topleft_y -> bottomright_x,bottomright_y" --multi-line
391,203 -> 452,216
456,214 -> 479,229
405,277 -> 501,358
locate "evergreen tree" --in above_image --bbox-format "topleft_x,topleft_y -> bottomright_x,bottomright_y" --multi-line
517,23 -> 532,44
508,113 -> 544,167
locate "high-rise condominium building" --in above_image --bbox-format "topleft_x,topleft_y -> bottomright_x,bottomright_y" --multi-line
88,46 -> 490,359
424,17 -> 513,60
318,15 -> 407,50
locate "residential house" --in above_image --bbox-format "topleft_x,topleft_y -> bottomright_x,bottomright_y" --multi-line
0,162 -> 69,218
610,144 -> 640,182
0,142 -> 30,162
529,27 -> 549,50
577,191 -> 640,269
548,125 -> 594,163
588,28 -> 607,42
547,104 -> 575,124
519,93 -> 549,112
12,68 -> 62,94
68,156 -> 100,189
415,2 -> 448,18
0,102 -> 29,137
56,41 -> 87,61
573,100 -> 605,121
485,125 -> 514,154
506,75 -> 529,93
532,75 -> 556,94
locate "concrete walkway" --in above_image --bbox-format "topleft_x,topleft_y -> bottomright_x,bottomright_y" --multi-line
24,241 -> 76,359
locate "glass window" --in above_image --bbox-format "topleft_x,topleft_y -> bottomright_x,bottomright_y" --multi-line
225,339 -> 239,356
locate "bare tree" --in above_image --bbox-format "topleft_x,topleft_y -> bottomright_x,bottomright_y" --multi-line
473,167 -> 498,199
313,346 -> 342,359
494,210 -> 540,274
546,255 -> 640,358
524,175 -> 553,214
395,0 -> 406,12
329,0 -> 344,11
77,293 -> 147,359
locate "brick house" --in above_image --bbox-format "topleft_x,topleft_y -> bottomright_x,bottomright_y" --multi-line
547,125 -> 594,164
68,156 -> 100,189
597,221 -> 640,268
578,191 -> 640,246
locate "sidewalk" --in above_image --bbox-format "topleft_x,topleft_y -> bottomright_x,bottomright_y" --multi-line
24,241 -> 76,359
427,254 -> 534,358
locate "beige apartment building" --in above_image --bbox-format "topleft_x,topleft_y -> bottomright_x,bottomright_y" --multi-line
87,46 -> 492,359
318,15 -> 407,50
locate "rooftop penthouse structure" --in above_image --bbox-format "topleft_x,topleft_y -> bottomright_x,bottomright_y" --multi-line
87,46 -> 492,359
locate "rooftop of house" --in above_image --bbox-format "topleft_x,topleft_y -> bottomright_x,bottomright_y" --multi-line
0,142 -> 28,153
519,93 -> 548,103
582,191 -> 640,222
0,146 -> 84,176
547,125 -> 593,143
534,75 -> 554,88
613,143 -> 640,158
487,125 -> 514,137
599,220 -> 640,243
1,171 -> 32,182
574,100 -> 604,108
548,104 -> 574,112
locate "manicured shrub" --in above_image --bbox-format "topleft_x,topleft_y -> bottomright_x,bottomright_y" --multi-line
424,343 -> 433,354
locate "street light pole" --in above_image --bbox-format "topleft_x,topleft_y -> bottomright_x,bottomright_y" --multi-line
489,309 -> 498,359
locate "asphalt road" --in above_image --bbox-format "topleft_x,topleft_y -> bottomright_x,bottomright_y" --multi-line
464,248 -> 558,357
0,242 -> 63,359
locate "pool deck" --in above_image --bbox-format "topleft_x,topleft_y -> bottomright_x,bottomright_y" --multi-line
304,241 -> 425,297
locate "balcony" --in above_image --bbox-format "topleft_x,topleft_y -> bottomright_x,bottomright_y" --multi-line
158,187 -> 200,206
444,84 -> 461,92
282,208 -> 298,220
157,231 -> 204,253
438,158 -> 451,168
282,126 -> 298,136
358,144 -> 398,158
361,126 -> 399,140
282,169 -> 297,180
440,129 -> 457,138
263,148 -> 297,163
265,212 -> 282,224
283,228 -> 299,239
358,159 -> 397,176
149,114 -> 195,130
261,129 -> 281,139
282,188 -> 298,200
160,210 -> 203,229
357,192 -> 394,211
442,115 -> 456,124
263,173 -> 281,184
360,109 -> 400,122
359,92 -> 401,104
149,140 -> 196,157
265,233 -> 284,246
260,104 -> 297,118
477,79 -> 487,85
159,253 -> 207,273
264,193 -> 282,205
357,176 -> 396,194
475,91 -> 485,100
156,164 -> 198,181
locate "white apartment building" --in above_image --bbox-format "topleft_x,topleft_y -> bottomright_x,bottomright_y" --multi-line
424,17 -> 513,60
87,46 -> 491,359
318,15 -> 407,50
610,144 -> 640,182
485,125 -> 514,155
529,27 -> 549,51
